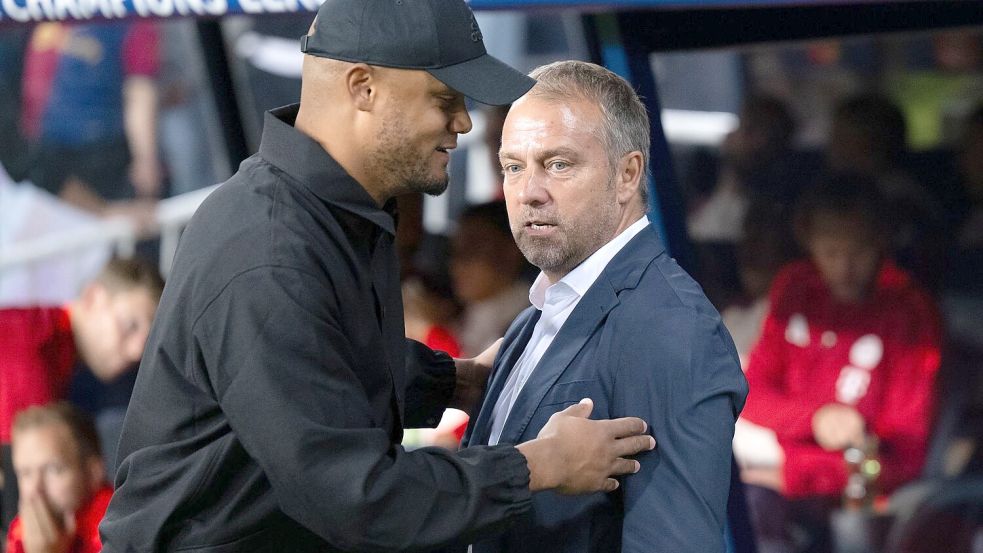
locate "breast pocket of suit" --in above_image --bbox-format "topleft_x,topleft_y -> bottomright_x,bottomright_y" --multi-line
537,379 -> 609,420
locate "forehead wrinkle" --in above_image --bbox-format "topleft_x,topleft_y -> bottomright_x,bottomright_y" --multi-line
500,131 -> 594,162
500,98 -> 604,164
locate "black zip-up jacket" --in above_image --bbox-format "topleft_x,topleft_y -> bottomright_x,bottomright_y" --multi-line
100,105 -> 532,552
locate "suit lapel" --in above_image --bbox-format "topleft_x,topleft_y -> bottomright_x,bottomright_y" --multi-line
465,308 -> 541,446
495,226 -> 667,445
496,279 -> 620,445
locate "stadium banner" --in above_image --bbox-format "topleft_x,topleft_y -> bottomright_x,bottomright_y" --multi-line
0,0 -> 317,23
0,0 -> 848,25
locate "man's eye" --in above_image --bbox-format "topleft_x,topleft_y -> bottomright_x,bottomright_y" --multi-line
502,164 -> 521,174
549,161 -> 569,171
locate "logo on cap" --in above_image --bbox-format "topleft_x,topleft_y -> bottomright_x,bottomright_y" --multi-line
470,14 -> 483,43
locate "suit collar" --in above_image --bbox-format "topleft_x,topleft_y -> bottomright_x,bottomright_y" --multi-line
604,224 -> 665,292
258,104 -> 397,236
466,226 -> 667,446
465,308 -> 541,447
494,226 -> 666,444
495,279 -> 618,444
527,216 -> 651,309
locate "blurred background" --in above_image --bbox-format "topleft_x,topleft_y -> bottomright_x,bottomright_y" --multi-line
1,1 -> 983,552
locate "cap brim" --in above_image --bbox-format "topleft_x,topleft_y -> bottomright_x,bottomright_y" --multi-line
428,54 -> 535,106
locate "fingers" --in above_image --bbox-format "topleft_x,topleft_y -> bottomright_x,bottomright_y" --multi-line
556,398 -> 593,419
610,457 -> 641,476
601,416 -> 648,439
31,494 -> 58,540
604,478 -> 620,492
20,497 -> 41,540
612,433 -> 657,458
63,511 -> 77,537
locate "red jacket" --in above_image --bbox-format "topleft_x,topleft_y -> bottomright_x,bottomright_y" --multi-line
6,485 -> 113,553
0,306 -> 77,443
743,260 -> 941,498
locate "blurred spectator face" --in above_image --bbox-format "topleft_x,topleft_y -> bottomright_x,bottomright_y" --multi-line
827,96 -> 906,177
736,202 -> 797,300
805,213 -> 882,303
12,421 -> 100,517
827,119 -> 878,175
74,283 -> 157,381
500,96 -> 621,277
722,96 -> 794,175
450,217 -> 520,303
933,32 -> 982,71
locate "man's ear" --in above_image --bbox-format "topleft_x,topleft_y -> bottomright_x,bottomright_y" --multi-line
346,63 -> 377,112
616,151 -> 644,205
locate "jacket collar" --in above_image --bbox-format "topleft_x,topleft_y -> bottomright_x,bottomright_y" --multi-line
258,104 -> 396,236
603,224 -> 665,292
469,225 -> 667,445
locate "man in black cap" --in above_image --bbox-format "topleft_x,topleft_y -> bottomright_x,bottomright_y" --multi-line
99,1 -> 655,551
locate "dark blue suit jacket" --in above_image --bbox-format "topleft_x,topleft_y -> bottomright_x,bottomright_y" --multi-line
464,226 -> 748,553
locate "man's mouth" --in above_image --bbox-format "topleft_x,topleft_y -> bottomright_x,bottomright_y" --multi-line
525,221 -> 557,231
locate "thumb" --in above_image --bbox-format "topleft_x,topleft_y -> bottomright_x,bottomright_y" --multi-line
560,397 -> 594,419
63,512 -> 76,537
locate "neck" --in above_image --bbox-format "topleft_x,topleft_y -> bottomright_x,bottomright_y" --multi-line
617,203 -> 647,235
295,102 -> 389,206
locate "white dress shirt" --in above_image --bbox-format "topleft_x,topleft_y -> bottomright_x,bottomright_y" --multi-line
487,216 -> 649,445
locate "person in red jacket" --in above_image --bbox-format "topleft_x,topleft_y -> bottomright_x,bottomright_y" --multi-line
6,403 -> 112,553
739,173 -> 942,553
0,258 -> 162,530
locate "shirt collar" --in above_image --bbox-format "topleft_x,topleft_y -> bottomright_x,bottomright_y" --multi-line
258,104 -> 396,235
529,216 -> 650,310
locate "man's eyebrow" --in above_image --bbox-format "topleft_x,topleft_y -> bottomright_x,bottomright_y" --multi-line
499,146 -> 581,162
540,147 -> 580,160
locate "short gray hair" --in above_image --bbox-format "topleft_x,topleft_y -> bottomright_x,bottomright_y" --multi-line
527,60 -> 650,203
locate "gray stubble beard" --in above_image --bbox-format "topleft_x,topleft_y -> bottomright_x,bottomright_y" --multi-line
512,184 -> 621,277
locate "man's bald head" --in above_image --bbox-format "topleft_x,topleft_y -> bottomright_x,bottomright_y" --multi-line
300,56 -> 348,102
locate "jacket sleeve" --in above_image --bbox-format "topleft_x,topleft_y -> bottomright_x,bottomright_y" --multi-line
775,288 -> 942,499
403,339 -> 457,428
195,266 -> 531,552
742,278 -> 819,442
616,309 -> 748,553
869,291 -> 942,493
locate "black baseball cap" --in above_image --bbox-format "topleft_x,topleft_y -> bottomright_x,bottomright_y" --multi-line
301,0 -> 534,106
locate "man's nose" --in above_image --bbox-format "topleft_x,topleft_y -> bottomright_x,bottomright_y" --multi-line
517,169 -> 550,206
451,106 -> 473,135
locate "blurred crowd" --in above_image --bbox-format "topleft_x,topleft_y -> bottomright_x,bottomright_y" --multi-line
1,16 -> 983,553
0,21 -> 219,258
685,93 -> 983,553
